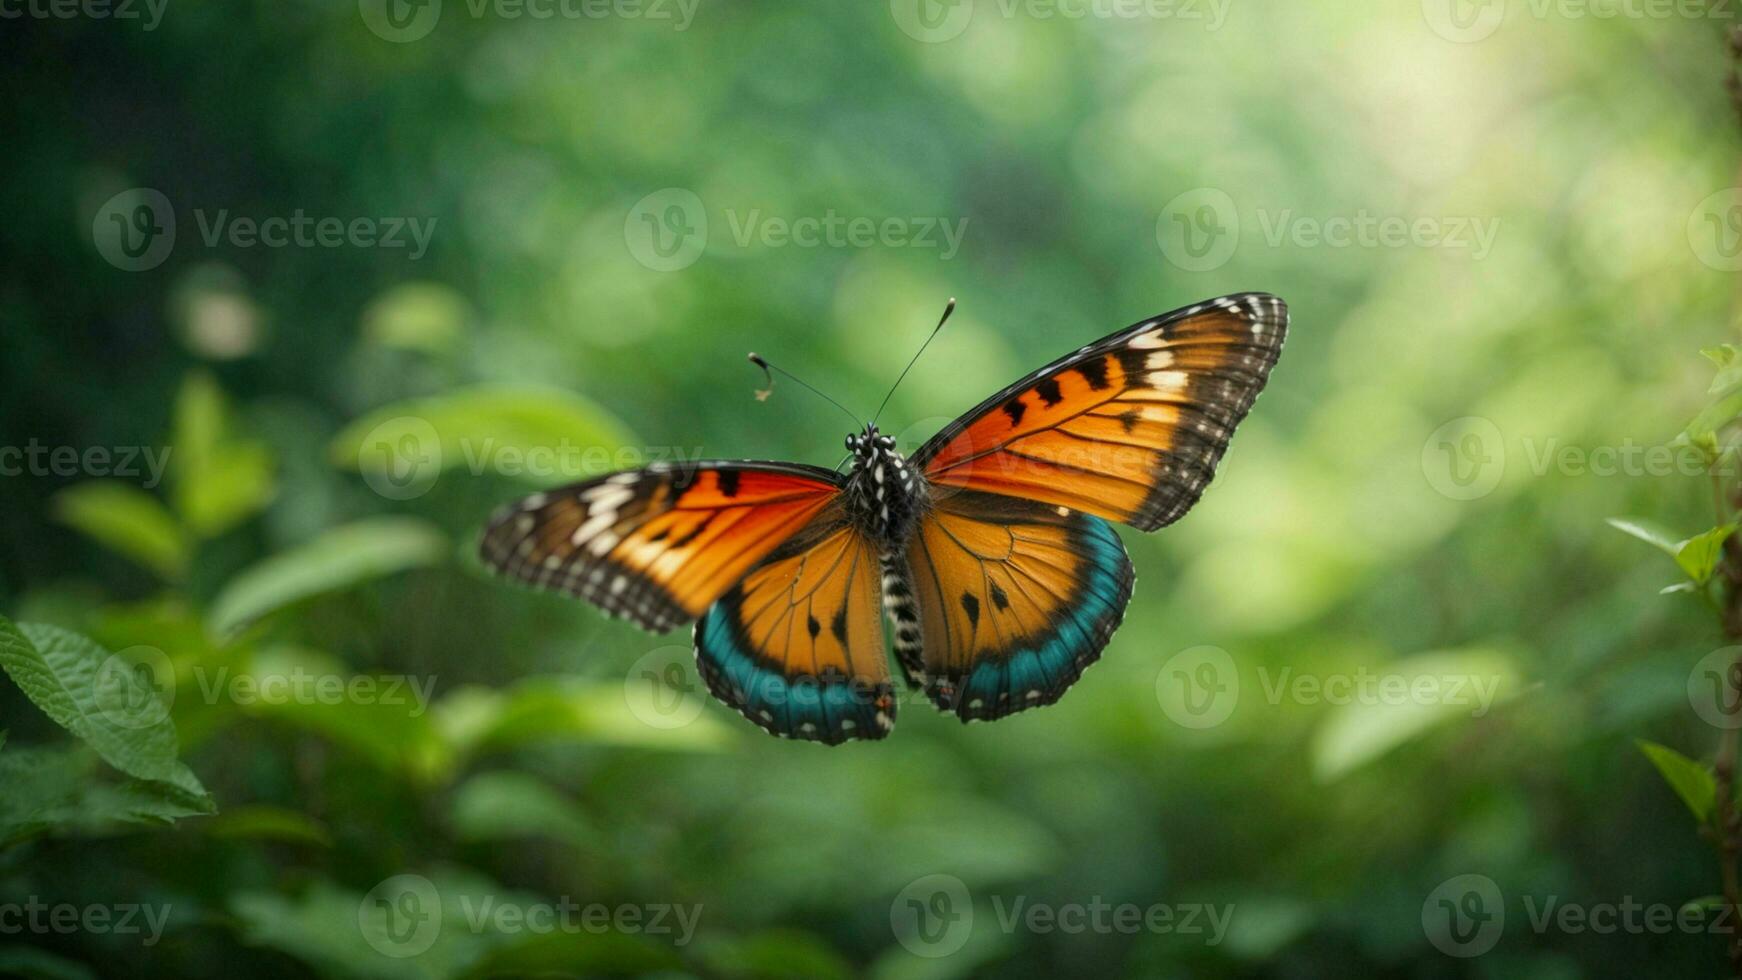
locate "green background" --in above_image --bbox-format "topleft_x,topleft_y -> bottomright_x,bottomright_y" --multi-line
3,0 -> 1742,976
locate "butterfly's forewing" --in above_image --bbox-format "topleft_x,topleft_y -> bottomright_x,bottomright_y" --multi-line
694,505 -> 895,743
478,461 -> 843,632
892,490 -> 1134,721
913,293 -> 1287,531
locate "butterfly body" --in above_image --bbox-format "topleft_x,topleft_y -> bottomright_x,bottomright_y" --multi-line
842,425 -> 928,550
481,293 -> 1288,744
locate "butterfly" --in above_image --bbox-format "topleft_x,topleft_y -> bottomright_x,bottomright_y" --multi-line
479,293 -> 1287,744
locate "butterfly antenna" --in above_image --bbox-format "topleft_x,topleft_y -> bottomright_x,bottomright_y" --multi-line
747,353 -> 863,426
873,297 -> 956,427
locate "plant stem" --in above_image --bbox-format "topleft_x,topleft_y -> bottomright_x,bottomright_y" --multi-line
1715,482 -> 1742,975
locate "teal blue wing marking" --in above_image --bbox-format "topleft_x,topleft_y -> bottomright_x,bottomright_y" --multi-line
898,493 -> 1136,722
692,520 -> 895,744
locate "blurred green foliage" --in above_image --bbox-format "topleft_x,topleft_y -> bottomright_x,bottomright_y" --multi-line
4,1 -> 1742,977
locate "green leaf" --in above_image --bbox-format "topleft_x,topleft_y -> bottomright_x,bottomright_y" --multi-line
1683,895 -> 1730,914
206,517 -> 446,638
1684,390 -> 1742,449
171,370 -> 276,538
698,929 -> 852,980
436,678 -> 735,757
0,746 -> 213,846
0,945 -> 99,980
52,481 -> 190,580
1606,517 -> 1682,556
1706,344 -> 1742,395
206,804 -> 333,847
362,282 -> 469,353
237,646 -> 450,781
329,386 -> 638,486
1679,525 -> 1736,584
233,869 -> 529,980
1310,648 -> 1521,781
1638,740 -> 1718,822
457,931 -> 681,980
0,617 -> 208,801
1608,518 -> 1735,585
450,770 -> 594,845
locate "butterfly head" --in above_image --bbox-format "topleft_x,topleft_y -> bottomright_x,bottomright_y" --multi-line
844,425 -> 923,546
845,425 -> 897,462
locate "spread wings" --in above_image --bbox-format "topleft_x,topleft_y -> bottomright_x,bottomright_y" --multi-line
694,507 -> 894,744
913,292 -> 1287,531
477,461 -> 843,632
891,490 -> 1134,722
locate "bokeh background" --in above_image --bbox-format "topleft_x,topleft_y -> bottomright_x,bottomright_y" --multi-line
4,0 -> 1742,976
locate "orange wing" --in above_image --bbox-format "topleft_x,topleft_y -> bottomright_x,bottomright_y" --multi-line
890,490 -> 1134,722
914,293 -> 1287,531
694,506 -> 895,743
478,461 -> 842,632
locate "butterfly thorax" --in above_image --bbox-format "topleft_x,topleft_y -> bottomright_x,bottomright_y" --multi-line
843,426 -> 928,550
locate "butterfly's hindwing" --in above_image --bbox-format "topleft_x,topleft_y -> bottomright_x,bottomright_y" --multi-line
478,461 -> 843,632
694,507 -> 895,743
914,292 -> 1287,531
901,490 -> 1135,722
